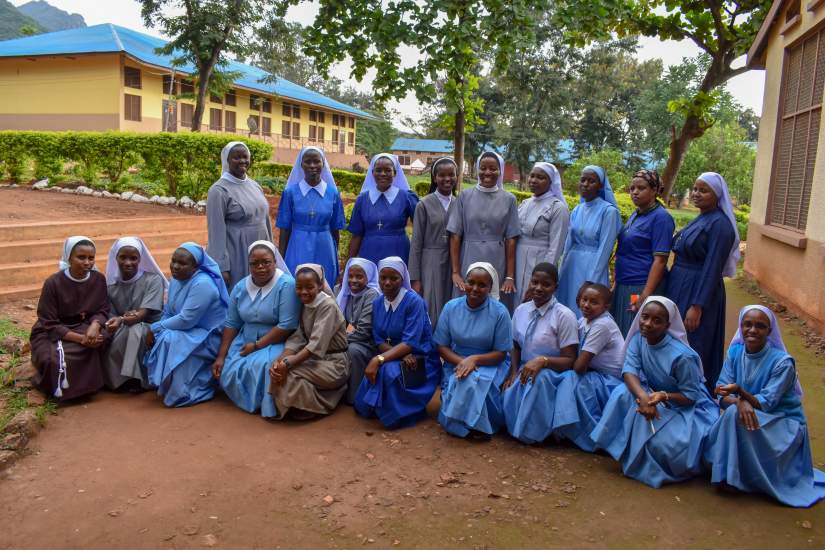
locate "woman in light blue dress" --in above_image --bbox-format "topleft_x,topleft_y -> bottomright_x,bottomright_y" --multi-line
277,147 -> 346,288
704,305 -> 825,507
502,263 -> 579,444
556,165 -> 621,317
146,242 -> 229,407
212,241 -> 300,417
434,262 -> 512,439
590,296 -> 718,488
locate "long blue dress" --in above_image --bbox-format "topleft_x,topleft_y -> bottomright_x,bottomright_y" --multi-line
434,297 -> 512,437
146,272 -> 228,407
348,190 -> 418,266
276,183 -> 346,288
553,314 -> 624,451
704,343 -> 825,507
590,333 -> 718,488
354,290 -> 440,429
665,208 -> 735,387
219,274 -> 300,417
557,197 -> 620,317
502,299 -> 581,444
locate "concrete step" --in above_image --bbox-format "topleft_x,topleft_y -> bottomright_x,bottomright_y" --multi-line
0,216 -> 205,243
0,230 -> 208,264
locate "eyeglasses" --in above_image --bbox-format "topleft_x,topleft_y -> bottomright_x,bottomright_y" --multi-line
248,260 -> 274,268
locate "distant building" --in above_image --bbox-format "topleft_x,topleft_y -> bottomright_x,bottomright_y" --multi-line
745,0 -> 825,330
390,138 -> 455,172
0,24 -> 371,168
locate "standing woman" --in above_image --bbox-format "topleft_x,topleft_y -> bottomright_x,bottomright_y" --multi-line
447,151 -> 520,312
612,170 -> 675,335
409,157 -> 458,327
515,162 -> 569,301
207,141 -> 273,291
146,243 -> 229,407
556,165 -> 621,317
347,154 -> 418,266
102,237 -> 168,391
30,237 -> 109,401
277,147 -> 346,289
666,172 -> 739,387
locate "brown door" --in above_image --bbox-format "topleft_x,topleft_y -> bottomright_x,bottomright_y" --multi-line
162,100 -> 178,132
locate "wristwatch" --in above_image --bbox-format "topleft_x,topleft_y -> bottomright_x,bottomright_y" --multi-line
282,357 -> 291,369
377,355 -> 386,365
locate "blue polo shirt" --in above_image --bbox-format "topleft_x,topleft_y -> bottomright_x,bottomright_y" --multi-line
615,204 -> 675,285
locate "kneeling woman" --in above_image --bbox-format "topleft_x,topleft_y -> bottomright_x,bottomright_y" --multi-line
30,237 -> 110,400
354,257 -> 440,429
212,241 -> 299,417
146,243 -> 229,407
590,297 -> 717,488
502,263 -> 579,444
269,264 -> 350,419
434,263 -> 512,439
704,305 -> 825,507
103,237 -> 168,390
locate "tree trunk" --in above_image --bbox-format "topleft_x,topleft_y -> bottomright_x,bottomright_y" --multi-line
454,108 -> 466,183
191,70 -> 211,133
660,115 -> 705,201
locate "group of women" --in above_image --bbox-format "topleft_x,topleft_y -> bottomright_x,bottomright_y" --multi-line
27,141 -> 824,508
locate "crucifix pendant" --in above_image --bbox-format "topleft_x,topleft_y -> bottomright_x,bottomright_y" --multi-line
377,220 -> 384,230
309,208 -> 316,218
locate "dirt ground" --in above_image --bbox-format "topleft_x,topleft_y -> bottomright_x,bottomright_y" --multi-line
0,284 -> 824,549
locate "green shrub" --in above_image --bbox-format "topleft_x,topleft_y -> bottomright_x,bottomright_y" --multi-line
258,175 -> 286,194
253,161 -> 366,195
563,149 -> 634,195
413,180 -> 430,197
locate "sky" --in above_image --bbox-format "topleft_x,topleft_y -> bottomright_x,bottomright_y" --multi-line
12,0 -> 767,128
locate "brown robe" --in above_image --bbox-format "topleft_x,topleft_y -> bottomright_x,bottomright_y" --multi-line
269,293 -> 349,418
30,270 -> 110,401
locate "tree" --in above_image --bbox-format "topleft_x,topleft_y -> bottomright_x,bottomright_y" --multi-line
555,0 -> 772,197
304,0 -> 548,180
140,0 -> 292,132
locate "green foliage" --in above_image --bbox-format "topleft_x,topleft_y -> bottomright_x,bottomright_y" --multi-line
413,180 -> 431,197
0,0 -> 44,40
0,131 -> 272,200
563,149 -> 633,194
252,161 -> 365,195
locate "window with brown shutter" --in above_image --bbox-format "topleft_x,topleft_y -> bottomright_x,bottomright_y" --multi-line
332,129 -> 339,142
180,103 -> 194,127
124,93 -> 141,121
769,25 -> 824,232
332,114 -> 339,126
262,98 -> 271,113
282,120 -> 291,138
248,114 -> 259,133
210,108 -> 222,131
292,105 -> 300,118
292,122 -> 300,138
225,110 -> 236,132
124,67 -> 141,89
310,110 -> 317,122
250,95 -> 260,110
318,127 -> 325,141
162,75 -> 178,95
262,117 -> 271,136
318,111 -> 325,124
210,93 -> 222,103
309,125 -> 317,141
283,103 -> 292,117
348,131 -> 354,145
225,89 -> 237,107
348,116 -> 355,128
180,79 -> 194,95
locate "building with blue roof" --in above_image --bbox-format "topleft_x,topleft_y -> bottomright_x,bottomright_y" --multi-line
0,24 -> 372,166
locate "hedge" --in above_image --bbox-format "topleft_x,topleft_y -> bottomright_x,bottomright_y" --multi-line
0,131 -> 272,200
252,161 -> 366,196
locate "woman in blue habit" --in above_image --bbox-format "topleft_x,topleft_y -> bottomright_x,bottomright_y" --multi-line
434,262 -> 512,439
704,305 -> 825,507
277,146 -> 346,288
146,242 -> 229,407
354,257 -> 439,429
556,165 -> 621,317
346,154 -> 418,267
590,296 -> 718,488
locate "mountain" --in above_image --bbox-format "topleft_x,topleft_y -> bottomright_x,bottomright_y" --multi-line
0,0 -> 44,40
17,1 -> 86,32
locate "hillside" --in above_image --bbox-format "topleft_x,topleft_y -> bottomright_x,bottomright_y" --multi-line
17,0 -> 85,31
0,0 -> 43,40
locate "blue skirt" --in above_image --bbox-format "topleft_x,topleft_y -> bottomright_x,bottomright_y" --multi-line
704,407 -> 825,507
354,354 -> 439,429
219,338 -> 282,418
285,226 -> 339,288
557,246 -> 610,317
590,385 -> 717,488
438,362 -> 508,437
554,371 -> 622,451
146,327 -> 220,408
359,232 -> 411,267
502,368 -> 579,444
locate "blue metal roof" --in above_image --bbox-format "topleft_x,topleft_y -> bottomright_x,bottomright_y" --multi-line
391,137 -> 454,153
0,24 -> 372,119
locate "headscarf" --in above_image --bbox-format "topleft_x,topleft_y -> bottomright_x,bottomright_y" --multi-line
475,151 -> 505,191
106,236 -> 169,290
285,146 -> 337,191
178,242 -> 230,307
633,169 -> 663,196
220,141 -> 252,185
428,157 -> 459,195
246,240 -> 289,301
533,162 -> 568,207
729,305 -> 801,396
337,257 -> 380,312
698,172 -> 741,278
581,164 -> 622,232
465,261 -> 500,301
377,256 -> 412,291
247,240 -> 290,275
295,263 -> 334,297
59,235 -> 95,270
359,153 -> 410,196
623,295 -> 704,381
